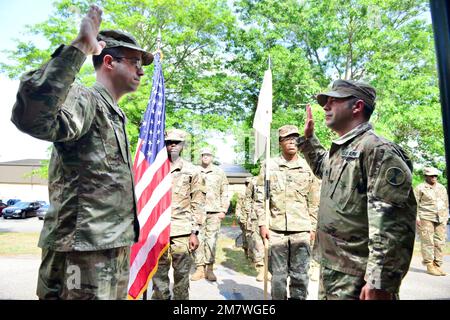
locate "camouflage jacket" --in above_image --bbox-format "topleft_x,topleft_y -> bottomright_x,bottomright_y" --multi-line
415,182 -> 449,224
199,164 -> 229,213
11,45 -> 139,251
255,155 -> 319,232
301,122 -> 417,293
170,158 -> 205,237
235,193 -> 247,226
234,177 -> 259,231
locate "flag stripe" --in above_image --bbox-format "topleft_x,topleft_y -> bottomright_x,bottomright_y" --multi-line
128,206 -> 171,295
128,52 -> 170,300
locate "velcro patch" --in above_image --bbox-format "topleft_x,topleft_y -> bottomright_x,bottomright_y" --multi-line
385,167 -> 406,186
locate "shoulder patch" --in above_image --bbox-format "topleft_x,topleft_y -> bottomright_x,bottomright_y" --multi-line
385,167 -> 406,186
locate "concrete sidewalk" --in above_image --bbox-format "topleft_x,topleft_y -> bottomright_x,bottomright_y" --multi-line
0,225 -> 448,300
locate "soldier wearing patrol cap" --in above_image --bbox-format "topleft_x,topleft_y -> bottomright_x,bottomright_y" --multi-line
242,176 -> 272,282
11,5 -> 153,299
152,128 -> 206,300
256,124 -> 320,299
191,147 -> 229,282
299,79 -> 417,299
415,167 -> 449,276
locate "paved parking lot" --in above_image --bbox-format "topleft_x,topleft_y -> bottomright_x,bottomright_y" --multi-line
0,217 -> 449,300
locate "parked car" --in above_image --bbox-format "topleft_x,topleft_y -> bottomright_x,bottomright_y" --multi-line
2,201 -> 41,219
6,199 -> 21,206
36,204 -> 49,220
0,202 -> 7,217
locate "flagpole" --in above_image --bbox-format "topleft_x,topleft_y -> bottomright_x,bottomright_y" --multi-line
263,56 -> 271,301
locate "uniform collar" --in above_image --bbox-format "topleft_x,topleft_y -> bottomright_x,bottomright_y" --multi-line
200,164 -> 214,173
332,122 -> 373,146
93,82 -> 125,119
170,157 -> 184,173
277,154 -> 305,168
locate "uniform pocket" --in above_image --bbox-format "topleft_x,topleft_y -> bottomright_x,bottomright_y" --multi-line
330,159 -> 362,213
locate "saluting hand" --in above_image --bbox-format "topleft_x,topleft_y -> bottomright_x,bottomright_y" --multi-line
71,5 -> 106,55
304,103 -> 315,138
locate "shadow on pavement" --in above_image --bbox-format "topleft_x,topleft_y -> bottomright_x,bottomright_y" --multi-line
218,279 -> 267,300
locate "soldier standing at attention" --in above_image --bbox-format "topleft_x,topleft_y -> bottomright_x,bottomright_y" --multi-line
235,182 -> 250,258
11,5 -> 153,299
191,147 -> 229,281
415,167 -> 448,276
151,129 -> 205,300
245,176 -> 271,282
298,79 -> 417,299
257,125 -> 319,300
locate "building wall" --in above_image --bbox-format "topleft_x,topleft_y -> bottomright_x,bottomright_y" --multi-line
0,183 -> 48,203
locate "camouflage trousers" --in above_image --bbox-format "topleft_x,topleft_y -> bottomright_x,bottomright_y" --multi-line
246,227 -> 265,266
37,246 -> 130,300
318,265 -> 400,300
193,212 -> 222,266
238,221 -> 249,256
268,230 -> 310,300
152,235 -> 192,300
418,219 -> 447,266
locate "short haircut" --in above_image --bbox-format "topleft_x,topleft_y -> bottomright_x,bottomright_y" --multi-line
346,97 -> 374,120
92,47 -> 125,70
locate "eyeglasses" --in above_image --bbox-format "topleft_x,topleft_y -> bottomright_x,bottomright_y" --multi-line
112,56 -> 143,70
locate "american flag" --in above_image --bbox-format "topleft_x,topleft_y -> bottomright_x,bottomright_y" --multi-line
128,53 -> 172,300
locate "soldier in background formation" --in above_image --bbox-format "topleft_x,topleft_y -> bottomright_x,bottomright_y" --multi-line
257,125 -> 320,300
299,79 -> 417,299
152,129 -> 205,300
308,179 -> 322,282
415,167 -> 449,276
235,185 -> 249,257
191,148 -> 229,282
243,177 -> 270,282
11,6 -> 152,299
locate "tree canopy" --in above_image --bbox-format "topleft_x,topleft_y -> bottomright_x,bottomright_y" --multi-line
1,0 -> 445,183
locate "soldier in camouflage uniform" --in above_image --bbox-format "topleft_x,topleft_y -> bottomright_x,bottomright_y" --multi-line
152,129 -> 205,300
191,147 -> 229,282
308,178 -> 322,282
11,6 -> 153,299
298,79 -> 417,299
244,176 -> 270,282
235,186 -> 249,257
256,125 -> 319,300
415,167 -> 449,276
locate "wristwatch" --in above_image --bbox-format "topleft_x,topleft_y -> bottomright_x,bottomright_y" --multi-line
191,230 -> 199,236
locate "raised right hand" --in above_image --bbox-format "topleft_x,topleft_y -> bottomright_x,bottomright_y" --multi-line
71,5 -> 106,55
304,103 -> 315,138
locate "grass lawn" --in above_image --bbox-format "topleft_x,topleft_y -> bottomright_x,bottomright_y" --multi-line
215,232 -> 258,277
0,232 -> 41,256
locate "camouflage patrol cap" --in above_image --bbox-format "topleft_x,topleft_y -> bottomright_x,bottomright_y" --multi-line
278,125 -> 300,138
200,147 -> 213,156
316,79 -> 376,110
97,30 -> 154,65
165,128 -> 187,142
423,167 -> 440,176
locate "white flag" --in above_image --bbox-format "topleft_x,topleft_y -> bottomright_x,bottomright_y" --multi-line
252,69 -> 272,163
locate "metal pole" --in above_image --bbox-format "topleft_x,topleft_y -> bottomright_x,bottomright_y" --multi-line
263,57 -> 272,300
430,0 -> 450,198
